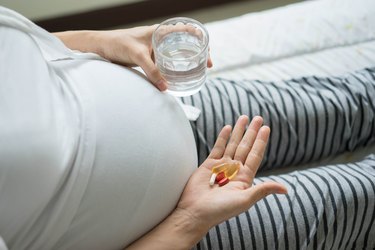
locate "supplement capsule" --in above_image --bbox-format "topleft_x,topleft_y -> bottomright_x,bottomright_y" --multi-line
209,173 -> 217,186
218,177 -> 230,186
215,172 -> 226,182
211,162 -> 240,180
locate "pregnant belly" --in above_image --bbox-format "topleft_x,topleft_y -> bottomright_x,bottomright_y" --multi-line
55,60 -> 197,249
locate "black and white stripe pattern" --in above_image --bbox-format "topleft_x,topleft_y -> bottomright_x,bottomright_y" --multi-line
193,155 -> 375,250
181,67 -> 375,170
181,67 -> 375,249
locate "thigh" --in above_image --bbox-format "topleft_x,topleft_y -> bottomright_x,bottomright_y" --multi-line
181,68 -> 375,170
195,154 -> 375,250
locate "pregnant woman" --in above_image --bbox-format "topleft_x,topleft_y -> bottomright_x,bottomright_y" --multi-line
1,6 -> 375,250
0,7 -> 286,250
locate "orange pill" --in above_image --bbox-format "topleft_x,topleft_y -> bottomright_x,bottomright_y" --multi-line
211,162 -> 240,180
218,177 -> 229,186
215,172 -> 225,183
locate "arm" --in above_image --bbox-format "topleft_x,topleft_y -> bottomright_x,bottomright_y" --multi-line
126,115 -> 287,249
54,27 -> 167,91
126,208 -> 208,250
54,25 -> 213,91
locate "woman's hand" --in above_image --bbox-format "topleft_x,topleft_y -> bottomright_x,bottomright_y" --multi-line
176,115 -> 287,231
54,26 -> 213,91
92,26 -> 169,90
126,116 -> 287,250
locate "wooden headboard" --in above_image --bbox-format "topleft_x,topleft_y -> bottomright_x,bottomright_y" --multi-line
35,0 -> 246,32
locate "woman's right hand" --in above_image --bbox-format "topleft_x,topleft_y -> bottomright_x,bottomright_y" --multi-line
54,25 -> 213,91
93,26 -> 213,91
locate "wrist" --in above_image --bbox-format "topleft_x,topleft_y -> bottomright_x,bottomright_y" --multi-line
168,208 -> 210,248
54,30 -> 105,56
126,208 -> 210,250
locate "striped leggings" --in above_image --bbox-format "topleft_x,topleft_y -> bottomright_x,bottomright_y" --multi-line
181,67 -> 375,249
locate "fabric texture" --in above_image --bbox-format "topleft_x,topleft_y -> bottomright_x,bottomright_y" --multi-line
183,68 -> 375,249
0,22 -> 95,250
0,237 -> 8,250
195,155 -> 375,250
0,6 -> 197,250
182,68 -> 375,169
206,0 -> 375,80
2,0 -> 375,249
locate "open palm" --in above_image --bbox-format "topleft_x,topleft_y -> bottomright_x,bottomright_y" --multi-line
176,115 -> 287,229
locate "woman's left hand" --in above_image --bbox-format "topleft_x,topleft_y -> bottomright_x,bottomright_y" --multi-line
176,115 -> 288,230
126,115 -> 287,250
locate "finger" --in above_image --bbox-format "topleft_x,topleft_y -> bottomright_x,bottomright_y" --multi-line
150,24 -> 159,31
244,126 -> 270,179
207,48 -> 213,68
136,53 -> 167,91
160,23 -> 195,37
207,56 -> 213,68
148,24 -> 159,37
207,58 -> 213,68
208,125 -> 232,159
176,23 -> 199,35
242,181 -> 288,207
223,115 -> 249,159
234,116 -> 263,163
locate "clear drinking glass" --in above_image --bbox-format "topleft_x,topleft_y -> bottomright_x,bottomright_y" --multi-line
152,17 -> 209,96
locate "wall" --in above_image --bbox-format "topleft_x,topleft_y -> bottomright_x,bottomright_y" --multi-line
0,0 -> 143,20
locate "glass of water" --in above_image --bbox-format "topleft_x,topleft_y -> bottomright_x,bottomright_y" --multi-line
152,17 -> 209,96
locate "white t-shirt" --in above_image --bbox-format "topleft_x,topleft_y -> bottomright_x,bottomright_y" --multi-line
0,236 -> 7,250
0,7 -> 197,250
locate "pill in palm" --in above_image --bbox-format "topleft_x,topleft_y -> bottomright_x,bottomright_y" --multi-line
211,162 -> 240,180
215,172 -> 226,182
218,177 -> 230,186
208,162 -> 241,186
209,173 -> 217,186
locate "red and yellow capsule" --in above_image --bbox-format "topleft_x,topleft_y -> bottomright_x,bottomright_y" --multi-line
209,162 -> 241,187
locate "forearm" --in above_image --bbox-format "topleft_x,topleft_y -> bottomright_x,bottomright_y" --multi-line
125,208 -> 209,250
53,30 -> 105,56
53,27 -> 169,89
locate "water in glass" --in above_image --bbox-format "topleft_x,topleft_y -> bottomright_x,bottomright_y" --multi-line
156,31 -> 207,96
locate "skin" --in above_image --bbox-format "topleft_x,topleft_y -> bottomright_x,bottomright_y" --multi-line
54,25 -> 213,92
126,116 -> 287,249
54,29 -> 287,249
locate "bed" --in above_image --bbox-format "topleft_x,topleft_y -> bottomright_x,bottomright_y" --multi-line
0,0 -> 374,249
187,0 -> 375,248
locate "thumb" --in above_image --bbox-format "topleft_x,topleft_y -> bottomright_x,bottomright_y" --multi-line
243,181 -> 288,207
138,55 -> 167,91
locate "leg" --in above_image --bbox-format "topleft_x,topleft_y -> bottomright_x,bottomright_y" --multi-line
194,154 -> 375,250
181,67 -> 375,170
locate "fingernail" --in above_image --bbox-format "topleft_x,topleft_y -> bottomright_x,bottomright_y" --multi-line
156,79 -> 167,91
278,186 -> 288,194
